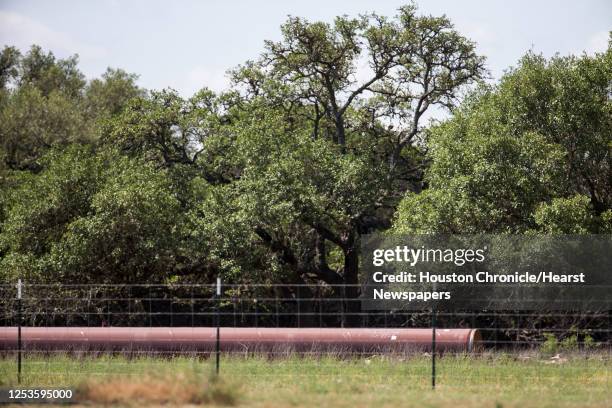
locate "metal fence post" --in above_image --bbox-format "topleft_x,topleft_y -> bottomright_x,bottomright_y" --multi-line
432,306 -> 436,389
296,286 -> 301,328
16,278 -> 22,384
215,277 -> 221,376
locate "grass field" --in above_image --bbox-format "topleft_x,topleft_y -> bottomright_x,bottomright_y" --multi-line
0,352 -> 610,407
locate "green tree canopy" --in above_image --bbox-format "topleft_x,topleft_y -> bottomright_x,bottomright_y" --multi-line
393,41 -> 612,234
5,8 -> 606,314
0,45 -> 142,172
0,146 -> 183,283
97,4 -> 484,324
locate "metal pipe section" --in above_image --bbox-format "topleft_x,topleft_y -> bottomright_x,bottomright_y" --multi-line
0,327 -> 481,353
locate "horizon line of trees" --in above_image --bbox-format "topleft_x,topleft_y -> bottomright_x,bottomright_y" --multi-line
0,4 -> 610,328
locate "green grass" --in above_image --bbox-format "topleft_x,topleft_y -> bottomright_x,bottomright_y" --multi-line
0,352 -> 609,407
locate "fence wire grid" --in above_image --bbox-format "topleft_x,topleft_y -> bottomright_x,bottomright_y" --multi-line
0,282 -> 610,389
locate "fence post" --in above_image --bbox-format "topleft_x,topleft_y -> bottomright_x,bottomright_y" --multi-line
16,278 -> 22,384
215,277 -> 221,376
431,306 -> 436,389
340,285 -> 345,328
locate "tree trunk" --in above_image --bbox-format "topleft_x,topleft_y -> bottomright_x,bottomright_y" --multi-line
342,233 -> 361,327
335,115 -> 346,152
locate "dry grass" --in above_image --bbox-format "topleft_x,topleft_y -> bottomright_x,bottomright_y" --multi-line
77,370 -> 239,406
0,353 -> 609,407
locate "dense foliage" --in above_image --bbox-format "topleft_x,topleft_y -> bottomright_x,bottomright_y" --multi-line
0,4 -> 609,327
393,46 -> 611,234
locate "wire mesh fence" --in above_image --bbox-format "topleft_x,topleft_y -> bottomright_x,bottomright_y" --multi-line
1,283 -> 609,346
0,282 -> 610,389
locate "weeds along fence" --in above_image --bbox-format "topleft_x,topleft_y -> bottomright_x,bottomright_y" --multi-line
0,283 -> 609,350
0,282 -> 609,390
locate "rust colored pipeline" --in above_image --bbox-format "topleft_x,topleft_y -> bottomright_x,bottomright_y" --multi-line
0,327 -> 480,353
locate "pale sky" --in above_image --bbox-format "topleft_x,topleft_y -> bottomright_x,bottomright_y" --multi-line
0,0 -> 610,96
